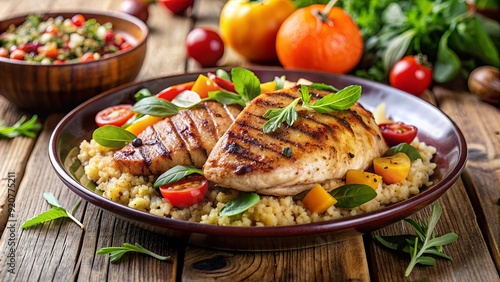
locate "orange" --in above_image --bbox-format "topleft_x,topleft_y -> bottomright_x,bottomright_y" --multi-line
276,4 -> 364,74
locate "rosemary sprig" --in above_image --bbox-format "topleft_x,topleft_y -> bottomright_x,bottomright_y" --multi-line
96,243 -> 170,263
375,203 -> 458,277
0,115 -> 41,138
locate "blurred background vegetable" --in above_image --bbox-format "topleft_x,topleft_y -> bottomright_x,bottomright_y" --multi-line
219,0 -> 296,62
276,1 -> 363,74
118,0 -> 150,22
157,0 -> 194,15
337,0 -> 500,84
186,27 -> 224,67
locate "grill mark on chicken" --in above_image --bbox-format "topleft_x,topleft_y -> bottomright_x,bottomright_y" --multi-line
114,102 -> 242,175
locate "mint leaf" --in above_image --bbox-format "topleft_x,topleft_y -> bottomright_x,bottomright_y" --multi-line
21,207 -> 69,229
231,67 -> 261,103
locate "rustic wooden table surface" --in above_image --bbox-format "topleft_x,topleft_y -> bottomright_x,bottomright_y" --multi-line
0,0 -> 499,281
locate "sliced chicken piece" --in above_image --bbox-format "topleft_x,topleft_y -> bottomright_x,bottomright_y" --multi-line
203,85 -> 388,196
114,102 -> 242,175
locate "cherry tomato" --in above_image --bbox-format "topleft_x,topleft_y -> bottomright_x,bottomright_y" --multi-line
19,42 -> 40,54
119,0 -> 150,23
158,0 -> 193,15
159,175 -> 208,208
105,30 -> 115,43
156,81 -> 195,101
95,104 -> 135,127
71,14 -> 86,27
0,47 -> 8,58
186,27 -> 224,67
207,72 -> 235,92
37,44 -> 58,59
379,122 -> 418,146
119,42 -> 133,51
389,55 -> 433,96
9,49 -> 26,60
80,52 -> 96,62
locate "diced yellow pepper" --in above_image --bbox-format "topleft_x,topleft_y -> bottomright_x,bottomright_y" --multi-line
373,152 -> 411,184
345,170 -> 383,190
302,184 -> 337,213
125,115 -> 163,136
260,81 -> 276,93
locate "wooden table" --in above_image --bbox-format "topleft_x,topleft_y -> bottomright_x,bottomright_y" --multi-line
0,1 -> 499,281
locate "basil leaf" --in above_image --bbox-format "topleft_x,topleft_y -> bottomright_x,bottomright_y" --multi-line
219,193 -> 260,217
274,75 -> 286,90
208,91 -> 247,107
92,125 -> 136,148
330,184 -> 377,208
134,88 -> 152,102
311,85 -> 361,112
231,67 -> 261,103
385,143 -> 422,162
308,83 -> 339,92
131,97 -> 179,117
216,69 -> 231,81
20,207 -> 69,229
43,192 -> 63,208
154,165 -> 204,187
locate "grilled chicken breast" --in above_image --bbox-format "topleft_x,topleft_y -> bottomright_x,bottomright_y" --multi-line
114,102 -> 241,175
203,85 -> 388,196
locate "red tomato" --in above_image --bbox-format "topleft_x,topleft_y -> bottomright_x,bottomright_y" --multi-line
379,122 -> 418,146
159,175 -> 208,208
105,30 -> 115,43
389,55 -> 432,96
95,104 -> 135,127
158,0 -> 193,15
119,41 -> 133,51
37,45 -> 58,59
118,0 -> 150,23
80,52 -> 96,62
156,81 -> 195,101
71,14 -> 86,27
9,49 -> 26,60
186,27 -> 224,67
45,25 -> 59,34
0,47 -> 8,58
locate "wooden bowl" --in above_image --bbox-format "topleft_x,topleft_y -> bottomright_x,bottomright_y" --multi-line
0,11 -> 148,112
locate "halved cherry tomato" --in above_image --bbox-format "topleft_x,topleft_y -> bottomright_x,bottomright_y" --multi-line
373,152 -> 411,184
156,81 -> 195,101
71,14 -> 86,27
125,115 -> 163,136
9,49 -> 26,60
0,47 -> 8,58
191,74 -> 219,98
95,104 -> 134,127
159,175 -> 208,208
80,52 -> 96,62
207,72 -> 235,92
379,122 -> 418,146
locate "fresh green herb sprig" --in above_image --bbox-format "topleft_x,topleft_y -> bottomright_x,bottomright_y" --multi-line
262,84 -> 361,133
154,165 -> 204,187
96,243 -> 170,263
21,192 -> 84,229
0,115 -> 41,138
375,203 -> 458,277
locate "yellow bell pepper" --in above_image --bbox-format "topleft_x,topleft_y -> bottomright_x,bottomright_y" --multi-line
125,115 -> 163,136
260,80 -> 276,93
373,152 -> 411,184
345,170 -> 383,190
302,184 -> 337,213
219,0 -> 296,62
191,74 -> 219,98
